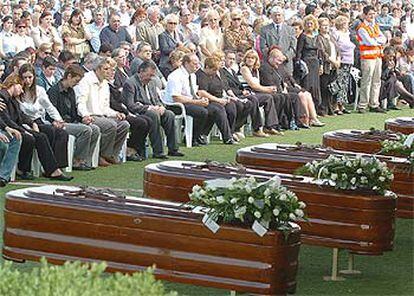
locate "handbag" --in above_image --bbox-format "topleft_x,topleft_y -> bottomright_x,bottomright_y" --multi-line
327,80 -> 340,95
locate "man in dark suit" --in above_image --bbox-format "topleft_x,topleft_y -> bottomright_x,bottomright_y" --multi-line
260,6 -> 297,74
122,61 -> 183,159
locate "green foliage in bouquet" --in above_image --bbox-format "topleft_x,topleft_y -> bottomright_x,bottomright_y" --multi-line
188,176 -> 306,235
380,134 -> 414,169
0,258 -> 176,296
296,155 -> 396,197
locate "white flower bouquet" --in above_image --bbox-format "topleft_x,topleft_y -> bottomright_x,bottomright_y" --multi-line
296,155 -> 395,197
381,134 -> 414,169
188,176 -> 305,236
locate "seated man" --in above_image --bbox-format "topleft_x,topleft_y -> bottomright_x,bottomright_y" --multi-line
164,53 -> 234,146
48,64 -> 100,170
37,56 -> 58,91
76,57 -> 130,167
122,61 -> 184,159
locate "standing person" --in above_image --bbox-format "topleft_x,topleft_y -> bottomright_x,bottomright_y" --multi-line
158,14 -> 183,70
76,57 -> 130,166
86,8 -> 106,53
47,64 -> 100,170
356,5 -> 387,113
178,7 -> 200,46
199,10 -> 224,64
224,9 -> 254,61
61,9 -> 92,61
334,15 -> 355,113
136,6 -> 165,52
99,12 -> 132,50
296,14 -> 323,114
260,6 -> 297,74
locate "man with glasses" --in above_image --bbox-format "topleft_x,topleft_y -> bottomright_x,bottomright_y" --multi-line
136,6 -> 164,52
100,12 -> 132,49
178,7 -> 200,45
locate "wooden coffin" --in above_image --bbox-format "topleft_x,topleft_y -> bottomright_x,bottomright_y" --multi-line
144,161 -> 396,256
322,129 -> 401,154
3,186 -> 301,296
385,117 -> 414,135
236,143 -> 413,219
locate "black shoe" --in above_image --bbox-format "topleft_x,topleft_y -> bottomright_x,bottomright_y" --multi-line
297,123 -> 310,129
73,163 -> 93,171
191,141 -> 200,147
224,138 -> 235,145
153,154 -> 168,159
334,110 -> 344,115
357,108 -> 367,113
388,106 -> 401,110
127,153 -> 144,162
18,172 -> 35,180
342,109 -> 351,114
0,178 -> 7,187
168,150 -> 184,157
197,136 -> 208,145
49,174 -> 74,181
369,107 -> 386,113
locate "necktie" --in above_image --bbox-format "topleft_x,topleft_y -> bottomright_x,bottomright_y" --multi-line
189,75 -> 196,98
276,25 -> 280,35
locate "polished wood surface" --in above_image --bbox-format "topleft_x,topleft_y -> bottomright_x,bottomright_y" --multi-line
144,161 -> 396,256
385,117 -> 414,135
236,144 -> 413,219
322,129 -> 400,154
3,186 -> 300,296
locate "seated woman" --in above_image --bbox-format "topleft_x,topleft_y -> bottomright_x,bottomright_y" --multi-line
263,47 -> 324,128
0,74 -> 72,180
18,63 -> 72,177
160,49 -> 187,79
196,56 -> 244,142
240,49 -> 284,135
397,41 -> 414,107
381,46 -> 414,109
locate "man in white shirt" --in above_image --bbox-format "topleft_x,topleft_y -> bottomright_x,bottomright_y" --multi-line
76,56 -> 130,166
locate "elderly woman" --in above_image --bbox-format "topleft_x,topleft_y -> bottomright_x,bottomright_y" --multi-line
31,11 -> 62,48
240,49 -> 282,135
333,15 -> 355,113
160,49 -> 187,79
317,17 -> 341,116
296,14 -> 322,114
199,10 -> 224,63
61,9 -> 92,60
224,9 -> 254,61
112,48 -> 131,90
158,14 -> 183,69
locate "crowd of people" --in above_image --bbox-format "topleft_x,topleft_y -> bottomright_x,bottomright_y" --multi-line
0,0 -> 414,187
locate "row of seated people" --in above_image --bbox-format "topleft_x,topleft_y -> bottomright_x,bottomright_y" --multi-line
0,45 -> 325,185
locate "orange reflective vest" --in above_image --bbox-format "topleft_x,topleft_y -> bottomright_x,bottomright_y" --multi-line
356,22 -> 383,59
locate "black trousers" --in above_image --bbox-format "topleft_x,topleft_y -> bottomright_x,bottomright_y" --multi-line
319,72 -> 336,115
202,102 -> 232,142
183,103 -> 208,140
234,98 -> 254,132
143,109 -> 177,155
18,131 -> 59,176
255,93 -> 279,129
126,114 -> 151,157
37,123 -> 69,168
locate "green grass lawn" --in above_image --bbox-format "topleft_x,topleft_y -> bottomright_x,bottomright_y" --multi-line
1,109 -> 413,295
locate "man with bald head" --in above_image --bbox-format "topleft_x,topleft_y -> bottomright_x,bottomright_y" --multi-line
260,6 -> 296,74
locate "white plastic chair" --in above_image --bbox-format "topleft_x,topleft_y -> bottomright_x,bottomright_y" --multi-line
65,135 -> 76,173
91,134 -> 101,168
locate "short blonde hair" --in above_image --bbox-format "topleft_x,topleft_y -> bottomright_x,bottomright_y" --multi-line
303,14 -> 319,32
335,15 -> 349,30
205,9 -> 220,22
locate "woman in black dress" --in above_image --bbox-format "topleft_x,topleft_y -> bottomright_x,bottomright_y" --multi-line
296,15 -> 323,114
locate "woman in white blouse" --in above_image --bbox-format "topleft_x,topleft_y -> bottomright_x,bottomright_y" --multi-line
18,63 -> 70,172
31,11 -> 62,48
199,10 -> 224,63
0,16 -> 17,59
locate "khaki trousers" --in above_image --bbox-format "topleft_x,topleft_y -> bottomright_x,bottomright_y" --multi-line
358,58 -> 382,109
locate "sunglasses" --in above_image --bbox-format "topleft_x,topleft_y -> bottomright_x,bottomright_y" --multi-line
232,18 -> 241,21
168,22 -> 178,25
44,51 -> 52,55
18,26 -> 26,28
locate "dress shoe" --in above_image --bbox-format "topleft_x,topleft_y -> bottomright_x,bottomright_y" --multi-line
369,107 -> 386,113
17,172 -> 35,180
126,153 -> 144,162
197,136 -> 208,145
48,174 -> 74,181
263,128 -> 284,136
342,109 -> 351,114
0,178 -> 7,187
223,138 -> 236,145
191,141 -> 200,147
334,110 -> 344,115
168,150 -> 184,157
104,156 -> 120,164
357,108 -> 367,114
297,123 -> 310,129
153,154 -> 169,159
387,106 -> 401,110
73,163 -> 93,171
310,120 -> 326,127
252,130 -> 270,137
99,157 -> 111,167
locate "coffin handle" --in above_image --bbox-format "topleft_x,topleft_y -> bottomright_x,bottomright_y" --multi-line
133,217 -> 142,224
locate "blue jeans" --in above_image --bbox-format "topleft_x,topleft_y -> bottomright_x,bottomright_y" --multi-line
0,132 -> 22,182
